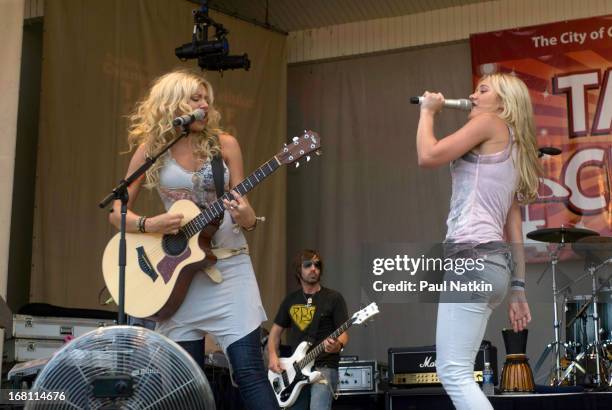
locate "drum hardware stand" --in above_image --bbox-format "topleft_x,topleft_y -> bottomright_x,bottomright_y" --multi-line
559,258 -> 612,387
527,227 -> 601,386
534,244 -> 586,386
532,243 -> 568,385
548,243 -> 565,385
588,262 -> 603,386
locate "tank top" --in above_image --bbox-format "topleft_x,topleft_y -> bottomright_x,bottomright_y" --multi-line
445,127 -> 518,245
157,152 -> 246,249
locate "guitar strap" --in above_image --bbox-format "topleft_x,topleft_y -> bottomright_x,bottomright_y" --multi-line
201,155 -> 228,284
211,154 -> 225,200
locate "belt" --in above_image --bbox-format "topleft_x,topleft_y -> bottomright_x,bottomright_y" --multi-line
204,245 -> 249,283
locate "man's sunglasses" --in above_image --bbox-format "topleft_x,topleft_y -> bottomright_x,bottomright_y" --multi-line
302,260 -> 322,269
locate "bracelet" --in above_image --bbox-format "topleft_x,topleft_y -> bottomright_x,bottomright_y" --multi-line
243,216 -> 265,232
137,216 -> 147,233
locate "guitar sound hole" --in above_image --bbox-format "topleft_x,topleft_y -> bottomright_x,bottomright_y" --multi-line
162,232 -> 188,256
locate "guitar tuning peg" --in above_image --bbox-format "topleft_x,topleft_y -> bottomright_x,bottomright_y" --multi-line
306,156 -> 311,162
315,150 -> 322,156
292,136 -> 299,142
295,161 -> 300,168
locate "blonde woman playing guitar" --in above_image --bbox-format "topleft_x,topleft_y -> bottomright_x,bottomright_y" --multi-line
107,69 -> 279,409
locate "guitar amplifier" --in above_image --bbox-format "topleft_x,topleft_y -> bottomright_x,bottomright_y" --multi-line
338,358 -> 387,395
388,341 -> 498,386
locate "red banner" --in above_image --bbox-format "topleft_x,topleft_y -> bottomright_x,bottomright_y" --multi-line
470,15 -> 612,259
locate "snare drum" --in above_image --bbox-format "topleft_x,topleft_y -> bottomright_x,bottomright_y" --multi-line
565,291 -> 612,354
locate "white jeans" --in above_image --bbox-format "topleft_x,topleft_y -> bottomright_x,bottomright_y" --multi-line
436,251 -> 511,410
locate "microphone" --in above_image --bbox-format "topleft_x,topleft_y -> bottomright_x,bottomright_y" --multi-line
172,109 -> 206,127
538,147 -> 562,157
410,96 -> 472,111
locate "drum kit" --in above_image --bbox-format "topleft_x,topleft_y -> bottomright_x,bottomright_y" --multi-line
527,226 -> 612,388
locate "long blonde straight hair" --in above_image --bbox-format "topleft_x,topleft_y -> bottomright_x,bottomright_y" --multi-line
485,73 -> 542,204
127,69 -> 224,189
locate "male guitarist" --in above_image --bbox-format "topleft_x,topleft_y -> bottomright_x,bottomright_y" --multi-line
268,249 -> 349,410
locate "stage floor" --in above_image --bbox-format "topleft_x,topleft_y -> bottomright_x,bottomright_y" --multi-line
334,389 -> 612,410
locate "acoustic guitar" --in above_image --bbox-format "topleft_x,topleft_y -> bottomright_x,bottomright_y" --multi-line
102,131 -> 321,319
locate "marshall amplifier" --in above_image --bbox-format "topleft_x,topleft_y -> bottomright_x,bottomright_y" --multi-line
388,341 -> 498,386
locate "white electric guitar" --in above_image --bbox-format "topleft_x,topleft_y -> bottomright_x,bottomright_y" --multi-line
268,302 -> 379,408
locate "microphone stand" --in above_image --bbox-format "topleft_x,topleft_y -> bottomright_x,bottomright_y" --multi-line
98,126 -> 190,324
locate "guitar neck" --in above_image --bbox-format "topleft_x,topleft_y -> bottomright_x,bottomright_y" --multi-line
298,318 -> 355,370
181,157 -> 281,237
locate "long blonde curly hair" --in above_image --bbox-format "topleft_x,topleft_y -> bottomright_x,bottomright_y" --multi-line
127,69 -> 224,189
485,73 -> 542,204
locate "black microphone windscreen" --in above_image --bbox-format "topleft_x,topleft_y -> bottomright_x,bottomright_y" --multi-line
538,147 -> 562,156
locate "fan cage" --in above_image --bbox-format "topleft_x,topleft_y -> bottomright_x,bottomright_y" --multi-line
26,325 -> 215,410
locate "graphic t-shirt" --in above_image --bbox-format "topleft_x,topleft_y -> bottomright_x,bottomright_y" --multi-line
273,287 -> 348,368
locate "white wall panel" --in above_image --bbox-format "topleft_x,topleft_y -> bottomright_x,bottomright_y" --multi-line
288,0 -> 612,63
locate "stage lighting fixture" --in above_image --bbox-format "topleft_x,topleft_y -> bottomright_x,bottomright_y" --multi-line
175,0 -> 250,72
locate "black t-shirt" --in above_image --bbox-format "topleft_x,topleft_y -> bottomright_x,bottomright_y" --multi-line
274,287 -> 349,368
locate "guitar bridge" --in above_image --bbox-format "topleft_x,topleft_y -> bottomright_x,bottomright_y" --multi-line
137,246 -> 158,281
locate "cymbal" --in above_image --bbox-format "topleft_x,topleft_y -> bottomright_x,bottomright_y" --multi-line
526,227 -> 599,244
572,236 -> 612,263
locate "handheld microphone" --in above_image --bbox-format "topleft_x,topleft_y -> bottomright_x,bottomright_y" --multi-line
172,109 -> 206,127
410,96 -> 472,111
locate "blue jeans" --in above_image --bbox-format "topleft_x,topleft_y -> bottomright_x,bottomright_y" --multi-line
226,327 -> 280,409
289,367 -> 338,410
179,327 -> 279,410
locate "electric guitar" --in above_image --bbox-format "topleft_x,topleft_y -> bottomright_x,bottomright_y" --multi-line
101,131 -> 321,319
269,302 -> 379,408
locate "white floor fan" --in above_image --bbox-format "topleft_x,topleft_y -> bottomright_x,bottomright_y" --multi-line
26,325 -> 216,409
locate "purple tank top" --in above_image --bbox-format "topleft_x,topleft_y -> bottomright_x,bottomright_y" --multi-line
445,127 -> 518,245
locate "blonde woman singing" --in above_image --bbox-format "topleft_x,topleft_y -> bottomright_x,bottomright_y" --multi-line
416,73 -> 540,409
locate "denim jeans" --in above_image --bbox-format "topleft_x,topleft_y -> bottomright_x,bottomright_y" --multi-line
179,327 -> 279,410
289,366 -> 339,410
436,251 -> 511,410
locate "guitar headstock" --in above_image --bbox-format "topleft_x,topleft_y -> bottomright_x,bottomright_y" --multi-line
352,302 -> 379,325
277,130 -> 321,167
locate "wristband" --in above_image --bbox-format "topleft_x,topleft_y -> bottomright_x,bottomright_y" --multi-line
511,279 -> 525,291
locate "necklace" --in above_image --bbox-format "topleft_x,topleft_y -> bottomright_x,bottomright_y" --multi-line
303,291 -> 317,307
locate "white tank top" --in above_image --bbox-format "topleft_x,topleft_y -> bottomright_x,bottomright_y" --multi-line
445,127 -> 518,245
